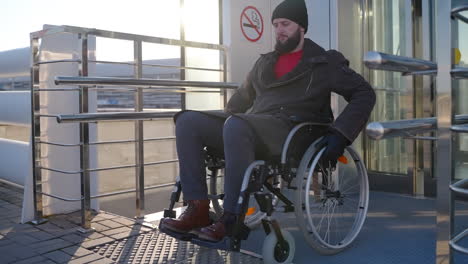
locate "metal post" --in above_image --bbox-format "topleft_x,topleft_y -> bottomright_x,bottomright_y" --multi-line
222,51 -> 228,108
412,0 -> 425,196
219,0 -> 228,108
30,36 -> 46,225
361,0 -> 372,167
134,40 -> 145,218
403,0 -> 418,197
421,0 -> 435,196
435,0 -> 453,263
79,34 -> 92,230
180,0 -> 186,110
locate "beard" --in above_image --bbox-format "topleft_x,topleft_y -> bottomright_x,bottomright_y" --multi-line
275,28 -> 301,54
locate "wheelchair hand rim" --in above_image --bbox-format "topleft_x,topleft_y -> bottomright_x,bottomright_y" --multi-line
303,146 -> 369,250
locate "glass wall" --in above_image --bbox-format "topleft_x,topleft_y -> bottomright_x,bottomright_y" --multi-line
366,0 -> 411,174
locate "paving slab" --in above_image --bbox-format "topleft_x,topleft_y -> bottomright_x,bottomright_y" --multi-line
13,255 -> 48,264
43,250 -> 74,263
61,245 -> 94,257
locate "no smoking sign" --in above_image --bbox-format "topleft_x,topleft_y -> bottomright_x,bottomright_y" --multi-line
240,6 -> 264,42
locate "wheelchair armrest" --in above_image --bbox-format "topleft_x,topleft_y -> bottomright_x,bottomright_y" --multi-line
280,122 -> 329,165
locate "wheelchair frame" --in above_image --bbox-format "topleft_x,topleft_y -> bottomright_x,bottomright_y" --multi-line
159,122 -> 369,262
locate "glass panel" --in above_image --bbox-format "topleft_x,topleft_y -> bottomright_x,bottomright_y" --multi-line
337,1 -> 365,158
183,0 -> 222,110
453,7 -> 468,180
142,43 -> 181,110
366,0 -> 410,174
185,47 -> 222,110
183,0 -> 219,44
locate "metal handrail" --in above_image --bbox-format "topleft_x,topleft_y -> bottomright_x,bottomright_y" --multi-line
38,141 -> 82,147
449,178 -> 468,196
39,159 -> 179,174
87,164 -> 137,173
91,182 -> 177,199
0,178 -> 24,190
39,167 -> 82,174
41,177 -> 202,201
364,51 -> 437,74
33,88 -> 81,92
55,76 -> 239,89
449,228 -> 468,254
451,67 -> 468,79
92,87 -> 230,94
366,118 -> 434,140
36,87 -> 229,93
451,124 -> 468,133
57,111 -> 177,123
451,5 -> 468,24
35,59 -> 81,65
39,191 -> 83,202
39,176 -> 224,201
30,25 -> 227,51
89,60 -> 223,73
38,136 -> 175,147
91,136 -> 176,145
366,114 -> 468,140
86,160 -> 177,172
34,59 -> 223,73
144,159 -> 178,167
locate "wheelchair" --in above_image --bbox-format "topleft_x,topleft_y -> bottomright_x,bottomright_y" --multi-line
159,122 -> 369,263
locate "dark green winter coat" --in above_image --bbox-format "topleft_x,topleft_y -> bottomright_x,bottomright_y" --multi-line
177,38 -> 376,157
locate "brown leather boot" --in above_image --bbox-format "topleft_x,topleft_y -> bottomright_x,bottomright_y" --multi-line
196,211 -> 237,242
161,199 -> 211,233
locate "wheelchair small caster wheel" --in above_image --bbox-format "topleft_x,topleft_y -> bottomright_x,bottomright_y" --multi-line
262,229 -> 295,264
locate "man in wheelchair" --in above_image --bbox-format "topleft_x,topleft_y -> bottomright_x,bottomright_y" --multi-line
159,0 -> 376,254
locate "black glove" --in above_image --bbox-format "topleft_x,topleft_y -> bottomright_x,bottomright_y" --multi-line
317,131 -> 349,168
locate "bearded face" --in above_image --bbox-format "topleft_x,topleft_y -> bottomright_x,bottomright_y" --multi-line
275,27 -> 301,54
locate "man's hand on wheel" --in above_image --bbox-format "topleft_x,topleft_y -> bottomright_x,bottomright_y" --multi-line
317,131 -> 349,168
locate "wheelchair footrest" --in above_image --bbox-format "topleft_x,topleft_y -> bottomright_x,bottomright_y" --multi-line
158,221 -> 196,241
163,209 -> 176,218
191,236 -> 241,252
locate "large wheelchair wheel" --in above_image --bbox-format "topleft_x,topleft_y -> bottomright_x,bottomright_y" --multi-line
294,139 -> 369,255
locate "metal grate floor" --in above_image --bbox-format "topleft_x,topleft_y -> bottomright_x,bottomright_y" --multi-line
90,191 -> 468,264
91,231 -> 262,264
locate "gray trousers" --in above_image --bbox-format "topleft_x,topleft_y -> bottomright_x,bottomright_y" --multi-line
175,111 -> 260,214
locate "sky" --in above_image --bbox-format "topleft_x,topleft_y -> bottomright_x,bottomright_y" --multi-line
0,0 -> 219,61
1,0 -> 182,51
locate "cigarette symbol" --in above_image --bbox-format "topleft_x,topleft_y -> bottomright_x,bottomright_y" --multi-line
243,23 -> 258,29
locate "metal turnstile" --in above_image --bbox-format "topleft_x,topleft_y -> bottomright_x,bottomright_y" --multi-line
364,2 -> 468,263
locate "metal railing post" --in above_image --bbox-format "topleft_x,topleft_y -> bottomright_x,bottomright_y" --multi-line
79,34 -> 92,230
180,0 -> 186,110
436,0 -> 454,263
218,0 -> 228,108
30,36 -> 46,225
134,40 -> 145,218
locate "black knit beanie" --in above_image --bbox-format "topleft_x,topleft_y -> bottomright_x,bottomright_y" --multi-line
271,0 -> 308,33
